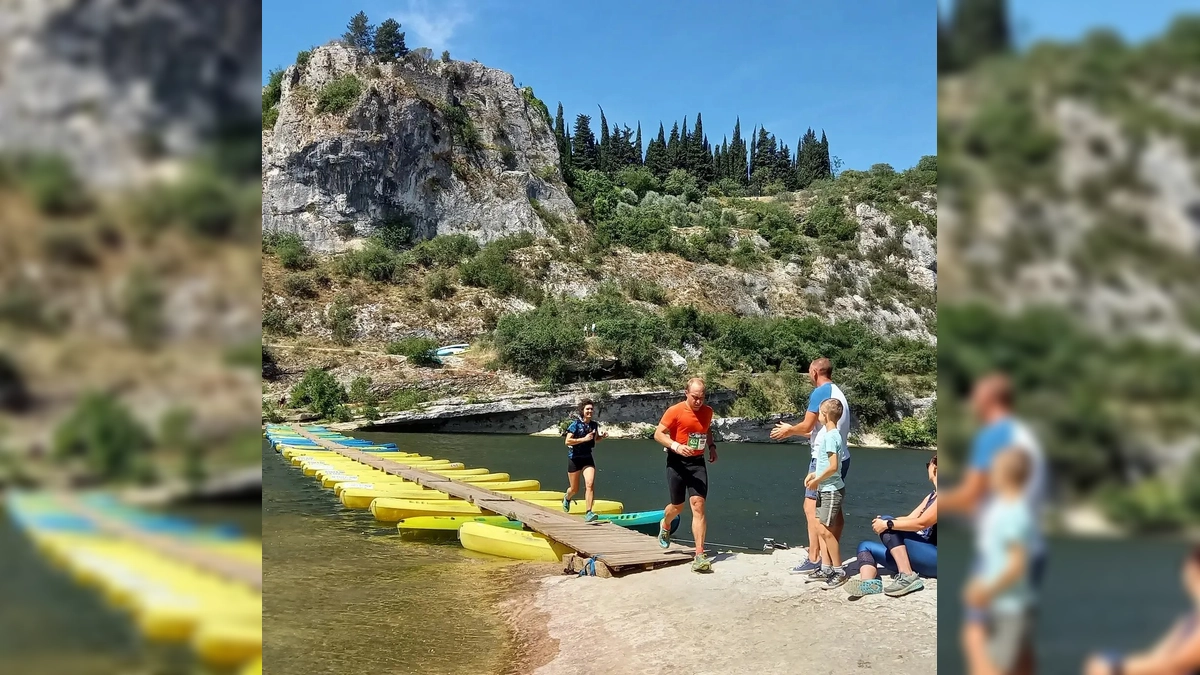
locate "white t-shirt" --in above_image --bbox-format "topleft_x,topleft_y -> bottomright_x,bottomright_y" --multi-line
807,382 -> 851,461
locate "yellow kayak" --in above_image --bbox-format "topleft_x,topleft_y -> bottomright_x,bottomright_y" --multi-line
458,522 -> 572,562
337,478 -> 537,497
309,461 -> 459,477
370,498 -> 623,522
339,486 -> 559,509
193,618 -> 262,667
320,468 -> 492,488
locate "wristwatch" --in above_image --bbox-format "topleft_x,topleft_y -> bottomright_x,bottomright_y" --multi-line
886,519 -> 895,531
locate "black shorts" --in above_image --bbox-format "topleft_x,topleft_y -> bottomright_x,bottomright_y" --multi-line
567,454 -> 596,473
667,456 -> 708,505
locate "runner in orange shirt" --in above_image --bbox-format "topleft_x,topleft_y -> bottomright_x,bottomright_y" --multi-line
654,377 -> 718,572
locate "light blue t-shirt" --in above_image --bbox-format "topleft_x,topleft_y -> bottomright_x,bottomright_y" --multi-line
969,416 -> 1048,556
811,428 -> 844,492
976,496 -> 1034,614
807,382 -> 851,461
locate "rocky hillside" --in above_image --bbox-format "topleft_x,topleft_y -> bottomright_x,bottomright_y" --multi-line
263,43 -> 577,251
262,43 -> 937,442
938,15 -> 1200,527
0,0 -> 260,188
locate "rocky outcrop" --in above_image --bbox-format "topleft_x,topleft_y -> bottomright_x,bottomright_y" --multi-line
349,389 -> 736,435
262,43 -> 578,252
0,0 -> 261,187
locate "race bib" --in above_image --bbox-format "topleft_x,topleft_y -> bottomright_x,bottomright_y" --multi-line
686,433 -> 705,451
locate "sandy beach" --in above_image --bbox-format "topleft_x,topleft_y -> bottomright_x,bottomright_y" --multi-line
504,547 -> 936,675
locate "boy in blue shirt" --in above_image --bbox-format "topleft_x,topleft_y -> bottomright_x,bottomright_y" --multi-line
803,398 -> 848,589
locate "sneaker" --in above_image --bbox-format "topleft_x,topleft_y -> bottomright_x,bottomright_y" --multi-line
789,558 -> 822,575
584,510 -> 598,522
807,568 -> 828,580
561,497 -> 571,512
657,527 -> 671,549
845,578 -> 884,597
823,569 -> 849,589
884,573 -> 924,597
691,554 -> 713,572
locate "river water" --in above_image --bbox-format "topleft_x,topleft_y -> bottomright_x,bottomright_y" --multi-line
263,432 -> 934,674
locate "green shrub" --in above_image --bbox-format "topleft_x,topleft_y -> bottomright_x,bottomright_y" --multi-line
386,337 -> 440,366
405,234 -> 480,267
388,387 -> 430,411
804,203 -> 857,242
168,167 -> 239,239
121,268 -> 164,349
458,234 -> 535,297
623,278 -> 668,305
296,50 -> 312,68
372,213 -> 414,251
3,154 -> 90,215
283,272 -> 317,298
53,393 -> 154,481
263,107 -> 280,129
881,413 -> 936,447
326,295 -> 357,346
263,305 -> 296,336
332,404 -> 353,422
425,270 -> 455,299
521,87 -> 552,127
336,241 -> 399,282
348,376 -> 376,404
262,398 -> 285,424
266,232 -> 312,269
730,380 -> 772,419
288,368 -> 347,419
316,74 -> 363,114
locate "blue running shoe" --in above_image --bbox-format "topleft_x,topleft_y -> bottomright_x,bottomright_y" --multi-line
789,558 -> 822,575
562,497 -> 570,512
658,527 -> 671,549
584,511 -> 598,522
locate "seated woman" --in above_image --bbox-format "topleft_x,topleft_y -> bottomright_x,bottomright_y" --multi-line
844,454 -> 937,598
1084,545 -> 1200,675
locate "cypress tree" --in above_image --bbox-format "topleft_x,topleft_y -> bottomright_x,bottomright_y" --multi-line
729,119 -> 748,185
571,114 -> 598,171
679,116 -> 691,173
819,130 -> 832,179
666,122 -> 681,172
691,113 -> 711,183
372,18 -> 408,62
553,103 -> 570,173
343,11 -> 375,52
598,108 -> 611,173
646,123 -> 669,178
951,0 -> 1011,69
634,122 -> 643,165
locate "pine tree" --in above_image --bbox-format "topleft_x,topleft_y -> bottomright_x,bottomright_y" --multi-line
372,19 -> 408,62
343,11 -> 374,52
571,114 -> 598,171
951,0 -> 1011,69
634,122 -> 643,165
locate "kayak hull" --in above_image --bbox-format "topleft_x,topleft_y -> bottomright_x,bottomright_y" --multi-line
370,498 -> 623,522
458,522 -> 572,562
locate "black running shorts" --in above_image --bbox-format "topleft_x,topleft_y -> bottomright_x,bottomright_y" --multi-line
567,454 -> 596,473
666,455 -> 708,505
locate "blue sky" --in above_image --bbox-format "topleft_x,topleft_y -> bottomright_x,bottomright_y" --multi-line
263,1 -> 935,172
940,0 -> 1196,46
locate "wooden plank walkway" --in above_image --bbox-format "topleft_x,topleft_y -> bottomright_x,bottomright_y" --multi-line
54,492 -> 262,591
288,425 -> 694,575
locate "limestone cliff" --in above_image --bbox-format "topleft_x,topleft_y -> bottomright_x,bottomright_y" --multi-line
262,44 -> 578,252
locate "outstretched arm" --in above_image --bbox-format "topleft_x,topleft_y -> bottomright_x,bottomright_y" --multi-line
939,469 -> 987,514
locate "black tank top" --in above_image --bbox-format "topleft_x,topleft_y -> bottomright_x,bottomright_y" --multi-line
916,491 -> 937,546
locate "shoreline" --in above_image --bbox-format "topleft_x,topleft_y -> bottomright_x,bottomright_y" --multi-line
500,548 -> 936,675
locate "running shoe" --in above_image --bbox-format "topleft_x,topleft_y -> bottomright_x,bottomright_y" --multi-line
884,573 -> 924,597
657,527 -> 671,549
823,569 -> 849,589
807,568 -> 828,580
561,496 -> 570,512
584,510 -> 597,522
845,578 -> 884,597
691,554 -> 713,572
789,558 -> 822,575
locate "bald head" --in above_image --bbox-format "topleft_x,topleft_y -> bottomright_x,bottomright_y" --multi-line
684,378 -> 706,410
971,372 -> 1014,421
809,357 -> 833,385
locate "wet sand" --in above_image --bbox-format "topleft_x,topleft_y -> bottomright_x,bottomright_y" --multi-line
503,547 -> 936,675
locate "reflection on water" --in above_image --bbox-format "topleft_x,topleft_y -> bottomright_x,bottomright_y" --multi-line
264,432 -> 934,674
